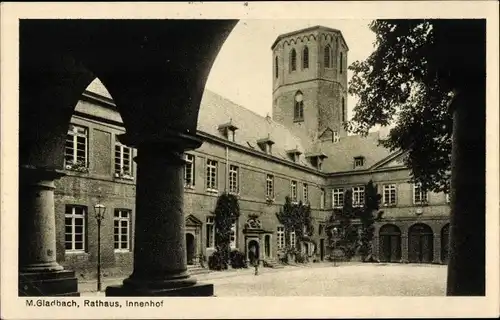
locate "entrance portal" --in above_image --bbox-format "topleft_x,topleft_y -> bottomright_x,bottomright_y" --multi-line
186,233 -> 196,265
408,223 -> 434,263
248,240 -> 260,262
379,224 -> 402,262
264,235 -> 271,258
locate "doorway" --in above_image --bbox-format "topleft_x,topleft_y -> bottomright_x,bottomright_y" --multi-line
264,235 -> 271,258
320,239 -> 325,261
408,223 -> 434,263
379,224 -> 402,262
248,239 -> 260,261
186,233 -> 196,265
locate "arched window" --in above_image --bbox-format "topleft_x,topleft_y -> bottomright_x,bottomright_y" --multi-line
290,49 -> 297,71
340,52 -> 344,73
302,46 -> 309,69
294,91 -> 304,121
324,45 -> 331,68
275,56 -> 279,78
342,97 -> 346,122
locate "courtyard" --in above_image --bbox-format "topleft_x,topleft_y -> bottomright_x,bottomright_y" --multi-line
80,263 -> 447,296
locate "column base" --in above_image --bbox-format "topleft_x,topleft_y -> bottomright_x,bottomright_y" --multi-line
105,282 -> 214,297
19,270 -> 79,296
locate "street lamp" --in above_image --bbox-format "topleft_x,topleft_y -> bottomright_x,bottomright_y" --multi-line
94,199 -> 106,292
332,227 -> 339,267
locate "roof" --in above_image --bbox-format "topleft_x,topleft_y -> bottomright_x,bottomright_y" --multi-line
271,25 -> 349,51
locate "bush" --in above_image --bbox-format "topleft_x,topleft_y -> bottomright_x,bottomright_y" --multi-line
208,251 -> 228,271
295,252 -> 306,263
230,250 -> 248,269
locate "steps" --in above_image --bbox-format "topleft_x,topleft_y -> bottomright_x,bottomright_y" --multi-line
262,259 -> 285,269
187,264 -> 210,276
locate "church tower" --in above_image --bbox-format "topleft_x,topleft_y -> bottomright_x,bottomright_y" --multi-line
271,26 -> 349,143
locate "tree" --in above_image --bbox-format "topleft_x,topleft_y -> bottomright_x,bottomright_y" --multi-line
213,192 -> 240,269
346,20 -> 454,194
358,180 -> 384,261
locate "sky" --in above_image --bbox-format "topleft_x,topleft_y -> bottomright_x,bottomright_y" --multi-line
205,19 -> 377,121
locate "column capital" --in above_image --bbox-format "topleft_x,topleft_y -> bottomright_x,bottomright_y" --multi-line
20,165 -> 66,183
117,129 -> 203,152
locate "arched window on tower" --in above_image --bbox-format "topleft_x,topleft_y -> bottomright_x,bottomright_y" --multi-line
324,45 -> 331,68
290,49 -> 297,71
342,97 -> 346,122
275,56 -> 279,78
302,46 -> 309,69
340,52 -> 344,74
294,91 -> 304,121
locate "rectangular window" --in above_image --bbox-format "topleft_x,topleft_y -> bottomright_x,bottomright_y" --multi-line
206,216 -> 215,248
354,157 -> 364,167
320,188 -> 325,209
114,143 -> 133,179
352,186 -> 365,207
277,226 -> 285,250
291,180 -> 298,202
413,183 -> 428,204
229,165 -> 239,194
383,184 -> 397,206
332,188 -> 344,208
184,154 -> 195,187
266,174 -> 274,199
303,183 -> 309,203
230,221 -> 237,249
114,209 -> 131,251
290,231 -> 296,248
206,159 -> 218,192
64,124 -> 88,171
64,205 -> 86,252
333,131 -> 339,143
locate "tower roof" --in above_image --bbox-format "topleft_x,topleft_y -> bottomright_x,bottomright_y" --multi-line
271,25 -> 349,50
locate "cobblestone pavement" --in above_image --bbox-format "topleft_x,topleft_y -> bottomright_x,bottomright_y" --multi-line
79,263 -> 447,296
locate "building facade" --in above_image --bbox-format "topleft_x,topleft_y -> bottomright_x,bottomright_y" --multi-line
55,26 -> 450,280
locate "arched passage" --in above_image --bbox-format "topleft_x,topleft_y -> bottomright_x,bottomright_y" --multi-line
441,224 -> 450,264
408,223 -> 434,263
379,224 -> 402,262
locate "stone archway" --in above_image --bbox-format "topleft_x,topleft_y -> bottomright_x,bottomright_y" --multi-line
441,224 -> 450,264
379,224 -> 402,263
408,223 -> 434,263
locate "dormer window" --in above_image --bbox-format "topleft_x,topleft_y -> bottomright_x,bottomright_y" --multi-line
294,91 -> 304,122
354,156 -> 365,168
287,148 -> 302,163
305,152 -> 328,171
257,136 -> 275,154
218,121 -> 238,142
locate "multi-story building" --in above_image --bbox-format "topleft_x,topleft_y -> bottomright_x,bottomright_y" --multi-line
55,26 -> 450,280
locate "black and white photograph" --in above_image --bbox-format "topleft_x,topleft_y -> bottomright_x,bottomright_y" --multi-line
1,1 -> 499,319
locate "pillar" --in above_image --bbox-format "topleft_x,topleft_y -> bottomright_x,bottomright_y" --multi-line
106,133 -> 213,296
19,165 -> 79,296
432,233 -> 442,264
446,86 -> 485,296
400,233 -> 409,263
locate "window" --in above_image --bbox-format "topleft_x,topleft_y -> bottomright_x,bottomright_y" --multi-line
383,184 -> 397,206
290,49 -> 297,71
302,46 -> 309,69
294,91 -> 304,121
206,159 -> 218,192
303,183 -> 309,203
333,131 -> 339,143
413,183 -> 428,204
320,188 -> 325,209
342,97 -> 346,122
354,156 -> 364,167
65,124 -> 88,171
228,129 -> 236,142
291,180 -> 298,202
114,209 -> 131,251
266,174 -> 274,199
324,45 -> 331,68
290,231 -> 296,248
230,221 -> 237,249
277,226 -> 285,249
184,154 -> 195,187
114,143 -> 133,179
206,216 -> 215,248
275,56 -> 279,78
229,165 -> 239,194
319,224 -> 325,236
353,186 -> 365,207
65,205 -> 86,252
340,51 -> 344,73
332,188 -> 344,208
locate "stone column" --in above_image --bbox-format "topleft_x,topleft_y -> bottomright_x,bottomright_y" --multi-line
106,134 -> 213,296
432,233 -> 442,264
400,234 -> 409,263
447,86 -> 485,296
19,165 -> 79,296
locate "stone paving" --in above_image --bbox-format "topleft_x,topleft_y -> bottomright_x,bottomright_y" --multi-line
79,262 -> 447,296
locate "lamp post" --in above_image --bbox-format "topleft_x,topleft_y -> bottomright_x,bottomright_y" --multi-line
94,199 -> 106,292
332,227 -> 339,267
